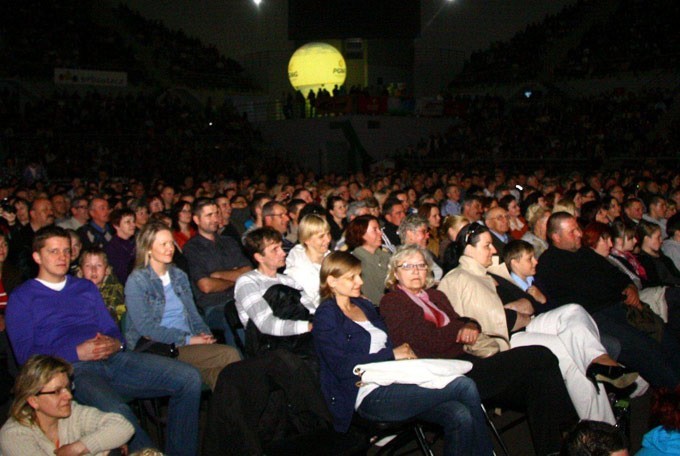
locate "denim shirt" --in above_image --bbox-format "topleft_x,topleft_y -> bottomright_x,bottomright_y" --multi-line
124,265 -> 211,348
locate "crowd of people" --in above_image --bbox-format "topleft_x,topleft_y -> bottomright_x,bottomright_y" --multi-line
455,0 -> 679,84
0,161 -> 677,454
0,0 -> 255,91
0,87 -> 259,183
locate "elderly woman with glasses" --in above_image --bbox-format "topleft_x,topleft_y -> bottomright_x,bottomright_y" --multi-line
380,244 -> 577,456
0,355 -> 134,456
437,223 -> 638,427
313,251 -> 493,456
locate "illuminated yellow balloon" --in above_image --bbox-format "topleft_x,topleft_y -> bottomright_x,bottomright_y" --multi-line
288,42 -> 346,95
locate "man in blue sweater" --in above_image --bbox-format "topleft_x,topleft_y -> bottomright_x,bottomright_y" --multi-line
6,226 -> 202,455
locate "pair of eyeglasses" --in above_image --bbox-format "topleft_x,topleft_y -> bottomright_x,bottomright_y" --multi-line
36,384 -> 73,396
398,263 -> 428,271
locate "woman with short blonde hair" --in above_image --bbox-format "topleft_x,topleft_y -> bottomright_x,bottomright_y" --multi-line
285,214 -> 332,307
0,355 -> 133,456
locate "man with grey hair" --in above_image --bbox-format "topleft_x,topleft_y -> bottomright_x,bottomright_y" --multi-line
398,214 -> 443,281
461,195 -> 484,223
346,200 -> 370,222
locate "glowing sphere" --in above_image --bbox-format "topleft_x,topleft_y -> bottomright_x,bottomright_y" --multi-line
288,43 -> 346,95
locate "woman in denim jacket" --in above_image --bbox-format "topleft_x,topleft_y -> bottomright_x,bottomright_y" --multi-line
124,221 -> 240,389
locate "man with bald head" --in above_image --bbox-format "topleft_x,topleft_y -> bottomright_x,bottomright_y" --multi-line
484,206 -> 510,259
10,198 -> 55,279
536,212 -> 680,388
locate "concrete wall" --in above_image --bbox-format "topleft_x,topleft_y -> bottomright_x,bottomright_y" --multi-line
255,115 -> 455,173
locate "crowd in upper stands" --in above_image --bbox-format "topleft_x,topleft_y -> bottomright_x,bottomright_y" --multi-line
455,0 -> 680,84
0,1 -> 254,90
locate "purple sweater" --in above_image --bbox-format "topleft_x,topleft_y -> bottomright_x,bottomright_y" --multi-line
6,276 -> 122,365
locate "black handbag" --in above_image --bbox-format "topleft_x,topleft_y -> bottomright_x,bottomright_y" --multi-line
134,336 -> 179,358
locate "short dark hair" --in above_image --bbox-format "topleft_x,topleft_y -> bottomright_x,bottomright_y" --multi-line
32,226 -> 70,252
546,212 -> 575,244
109,208 -> 135,228
636,220 -> 661,243
560,420 -> 626,456
667,213 -> 680,238
622,197 -> 643,211
498,194 -> 517,211
455,222 -> 490,252
326,195 -> 344,211
243,227 -> 282,262
382,198 -> 403,217
601,195 -> 618,211
287,198 -> 306,215
462,195 -> 483,208
345,215 -> 379,251
249,193 -> 271,217
503,240 -> 534,267
192,197 -> 216,217
262,201 -> 286,219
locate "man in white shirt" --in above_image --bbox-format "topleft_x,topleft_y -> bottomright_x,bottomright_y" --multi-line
235,227 -> 313,336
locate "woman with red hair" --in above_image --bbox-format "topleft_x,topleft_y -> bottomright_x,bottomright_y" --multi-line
638,386 -> 680,455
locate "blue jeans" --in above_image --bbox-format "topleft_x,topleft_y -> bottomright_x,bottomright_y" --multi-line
593,303 -> 680,388
357,377 -> 493,456
72,351 -> 202,456
203,303 -> 244,350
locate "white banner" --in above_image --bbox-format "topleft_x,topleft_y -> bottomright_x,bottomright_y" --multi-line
54,68 -> 128,87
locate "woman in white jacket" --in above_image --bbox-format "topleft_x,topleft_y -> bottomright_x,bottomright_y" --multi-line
285,214 -> 332,308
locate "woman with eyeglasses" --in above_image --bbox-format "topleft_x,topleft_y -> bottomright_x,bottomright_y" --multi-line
380,244 -> 579,456
313,251 -> 493,456
0,355 -> 134,456
438,223 -> 638,427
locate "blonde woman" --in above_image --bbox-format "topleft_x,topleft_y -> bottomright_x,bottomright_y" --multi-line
124,222 -> 240,389
0,355 -> 133,456
284,214 -> 332,308
522,204 -> 551,258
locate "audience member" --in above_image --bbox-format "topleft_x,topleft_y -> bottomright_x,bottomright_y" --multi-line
6,226 -> 202,455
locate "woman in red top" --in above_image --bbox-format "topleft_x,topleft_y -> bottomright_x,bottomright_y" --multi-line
171,201 -> 196,251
